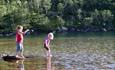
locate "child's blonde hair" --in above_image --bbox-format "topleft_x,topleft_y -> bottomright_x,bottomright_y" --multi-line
48,32 -> 54,40
16,25 -> 23,30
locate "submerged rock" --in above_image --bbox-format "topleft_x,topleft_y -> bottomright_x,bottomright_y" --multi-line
105,64 -> 115,69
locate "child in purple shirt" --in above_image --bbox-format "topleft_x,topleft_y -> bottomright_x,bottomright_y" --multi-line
44,33 -> 54,57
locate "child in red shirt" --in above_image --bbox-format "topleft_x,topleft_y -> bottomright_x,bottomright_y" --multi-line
16,25 -> 29,58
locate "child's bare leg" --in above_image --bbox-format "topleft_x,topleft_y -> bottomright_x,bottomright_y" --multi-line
20,53 -> 25,58
16,52 -> 20,57
47,48 -> 52,57
16,43 -> 20,57
49,50 -> 52,57
20,49 -> 25,58
20,44 -> 25,58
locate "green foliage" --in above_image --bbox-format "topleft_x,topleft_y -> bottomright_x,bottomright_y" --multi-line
0,0 -> 115,32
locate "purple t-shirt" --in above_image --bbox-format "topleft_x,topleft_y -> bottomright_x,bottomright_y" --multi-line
44,37 -> 50,47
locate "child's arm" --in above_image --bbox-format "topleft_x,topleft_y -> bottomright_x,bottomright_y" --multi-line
45,39 -> 50,47
24,29 -> 29,35
18,29 -> 29,35
18,29 -> 24,34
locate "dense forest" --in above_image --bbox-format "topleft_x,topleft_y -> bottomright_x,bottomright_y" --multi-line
0,0 -> 115,34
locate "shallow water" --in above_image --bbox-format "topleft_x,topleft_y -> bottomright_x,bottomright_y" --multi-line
0,33 -> 115,70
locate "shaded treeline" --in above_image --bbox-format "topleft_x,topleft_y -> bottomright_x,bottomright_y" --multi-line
0,0 -> 115,33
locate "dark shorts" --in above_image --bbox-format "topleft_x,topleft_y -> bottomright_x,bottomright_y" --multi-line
44,44 -> 49,50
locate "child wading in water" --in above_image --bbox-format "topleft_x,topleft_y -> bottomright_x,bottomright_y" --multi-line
16,25 -> 29,58
44,33 -> 54,57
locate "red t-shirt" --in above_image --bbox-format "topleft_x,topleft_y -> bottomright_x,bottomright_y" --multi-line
16,31 -> 23,43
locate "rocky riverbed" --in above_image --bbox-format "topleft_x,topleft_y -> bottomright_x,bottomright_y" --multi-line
53,51 -> 115,70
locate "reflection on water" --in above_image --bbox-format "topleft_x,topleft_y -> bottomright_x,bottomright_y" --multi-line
2,60 -> 25,70
2,57 -> 52,70
1,59 -> 25,70
1,57 -> 46,70
47,56 -> 52,70
16,60 -> 24,70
